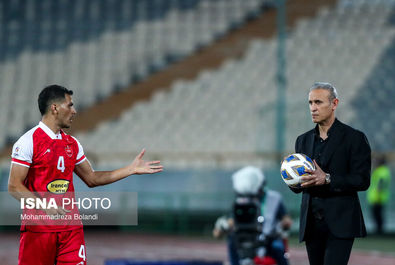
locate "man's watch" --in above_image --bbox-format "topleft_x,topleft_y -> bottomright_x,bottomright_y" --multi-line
325,173 -> 331,184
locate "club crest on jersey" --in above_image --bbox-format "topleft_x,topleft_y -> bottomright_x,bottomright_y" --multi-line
65,145 -> 73,157
47,179 -> 70,194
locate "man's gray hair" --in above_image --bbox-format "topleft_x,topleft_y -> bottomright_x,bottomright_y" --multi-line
310,82 -> 338,101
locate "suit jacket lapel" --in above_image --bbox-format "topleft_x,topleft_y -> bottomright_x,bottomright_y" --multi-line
321,119 -> 345,168
305,131 -> 315,159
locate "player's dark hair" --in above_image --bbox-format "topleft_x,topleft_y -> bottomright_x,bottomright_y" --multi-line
38,85 -> 73,115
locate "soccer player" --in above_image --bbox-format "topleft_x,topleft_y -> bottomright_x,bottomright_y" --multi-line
291,82 -> 371,265
8,84 -> 163,265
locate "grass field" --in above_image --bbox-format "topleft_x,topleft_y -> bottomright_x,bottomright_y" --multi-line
352,234 -> 395,254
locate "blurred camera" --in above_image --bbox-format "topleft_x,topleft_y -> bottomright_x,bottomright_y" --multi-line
233,194 -> 265,262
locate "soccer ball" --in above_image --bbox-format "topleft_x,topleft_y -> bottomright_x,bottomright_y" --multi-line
281,153 -> 315,188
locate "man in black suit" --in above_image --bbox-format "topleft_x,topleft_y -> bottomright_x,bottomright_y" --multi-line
291,82 -> 371,265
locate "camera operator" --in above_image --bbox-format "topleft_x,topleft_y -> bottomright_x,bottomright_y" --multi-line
213,166 -> 292,265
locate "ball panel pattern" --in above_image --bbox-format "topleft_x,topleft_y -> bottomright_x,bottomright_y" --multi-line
281,153 -> 315,188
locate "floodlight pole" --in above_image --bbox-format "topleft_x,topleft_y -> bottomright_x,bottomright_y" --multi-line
275,0 -> 287,161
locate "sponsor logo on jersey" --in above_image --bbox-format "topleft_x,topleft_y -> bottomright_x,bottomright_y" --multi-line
65,145 -> 73,157
47,179 -> 70,194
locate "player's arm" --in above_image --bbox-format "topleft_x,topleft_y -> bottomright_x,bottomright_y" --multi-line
8,163 -> 34,201
8,163 -> 70,215
74,149 -> 163,188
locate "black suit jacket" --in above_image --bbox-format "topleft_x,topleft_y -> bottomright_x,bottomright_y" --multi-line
292,119 -> 371,242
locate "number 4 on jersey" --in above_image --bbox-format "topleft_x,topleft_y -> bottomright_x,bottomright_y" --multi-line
57,156 -> 65,172
79,244 -> 86,262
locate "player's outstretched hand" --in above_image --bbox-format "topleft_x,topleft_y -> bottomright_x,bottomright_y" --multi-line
130,149 -> 163,175
43,206 -> 70,216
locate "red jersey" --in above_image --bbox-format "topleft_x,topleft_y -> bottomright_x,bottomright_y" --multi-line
11,121 -> 86,232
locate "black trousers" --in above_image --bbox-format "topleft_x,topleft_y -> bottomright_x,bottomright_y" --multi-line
305,212 -> 354,265
371,204 -> 384,234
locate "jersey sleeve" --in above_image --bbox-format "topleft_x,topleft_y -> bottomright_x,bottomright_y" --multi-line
73,137 -> 87,165
11,134 -> 33,168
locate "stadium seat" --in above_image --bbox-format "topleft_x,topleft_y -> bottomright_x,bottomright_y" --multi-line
74,0 -> 395,169
0,0 -> 265,149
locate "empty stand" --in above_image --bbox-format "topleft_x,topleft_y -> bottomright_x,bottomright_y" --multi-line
0,0 -> 265,148
76,0 -> 395,169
